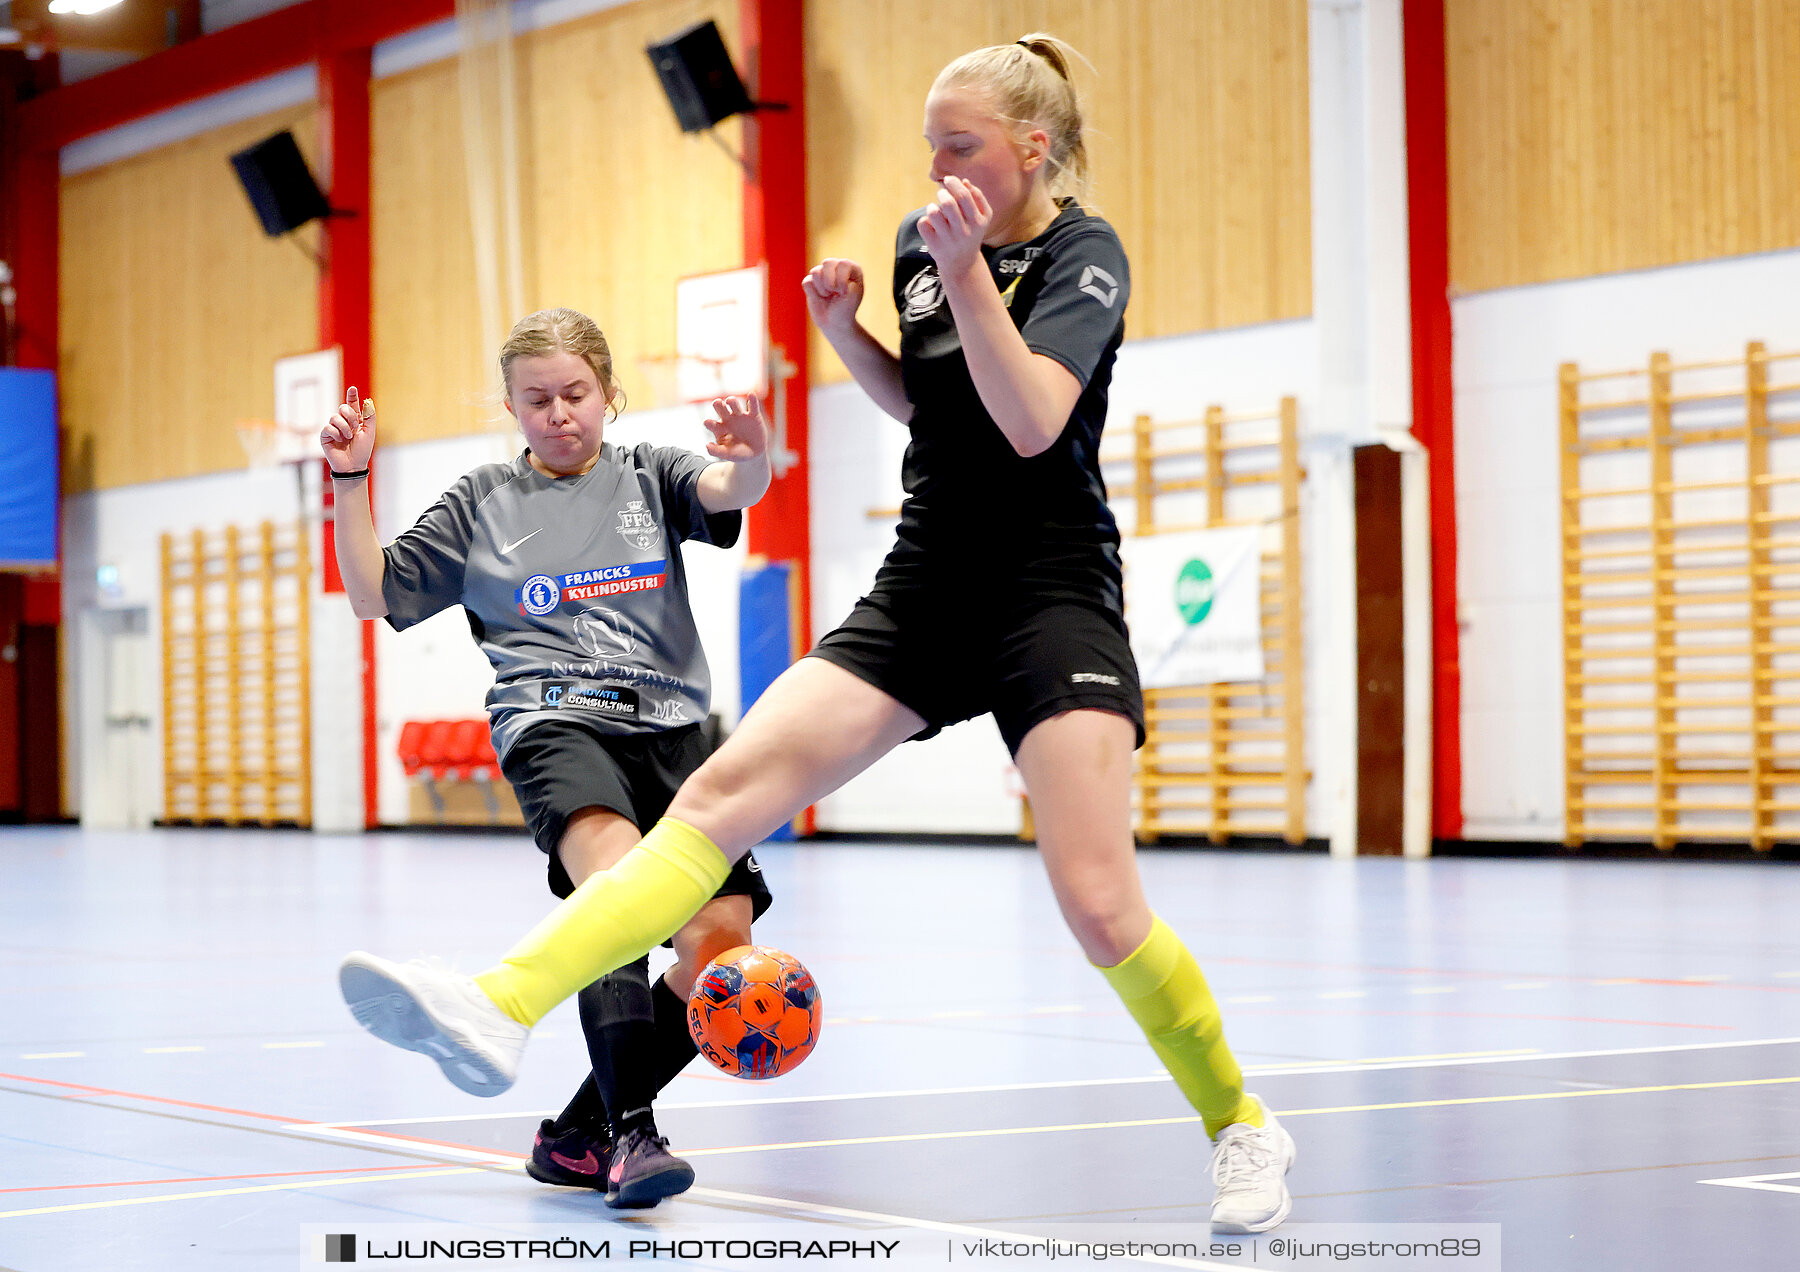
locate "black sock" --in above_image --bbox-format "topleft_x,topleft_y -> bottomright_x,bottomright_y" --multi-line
577,958 -> 658,1140
651,973 -> 701,1091
551,1074 -> 607,1136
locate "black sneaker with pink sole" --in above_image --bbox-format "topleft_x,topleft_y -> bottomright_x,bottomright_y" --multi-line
604,1125 -> 695,1209
525,1119 -> 613,1190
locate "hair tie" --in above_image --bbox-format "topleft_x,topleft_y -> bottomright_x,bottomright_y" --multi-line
1016,39 -> 1035,51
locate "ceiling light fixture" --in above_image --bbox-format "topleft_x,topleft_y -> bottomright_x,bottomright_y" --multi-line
47,0 -> 128,16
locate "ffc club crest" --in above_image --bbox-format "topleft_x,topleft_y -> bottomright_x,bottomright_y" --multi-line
617,500 -> 661,551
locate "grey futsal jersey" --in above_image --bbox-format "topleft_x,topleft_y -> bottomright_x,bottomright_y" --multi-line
381,442 -> 741,759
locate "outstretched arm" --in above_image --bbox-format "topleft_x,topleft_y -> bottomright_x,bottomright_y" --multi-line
696,395 -> 774,513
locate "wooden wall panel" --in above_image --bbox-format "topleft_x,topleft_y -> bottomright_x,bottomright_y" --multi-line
371,0 -> 745,447
59,108 -> 320,493
370,57 -> 489,447
805,0 -> 1312,384
1449,0 -> 1800,294
521,0 -> 745,404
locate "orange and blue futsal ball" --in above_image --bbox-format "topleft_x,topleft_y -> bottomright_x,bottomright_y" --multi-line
687,945 -> 822,1079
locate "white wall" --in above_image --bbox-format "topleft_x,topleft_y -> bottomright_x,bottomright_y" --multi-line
1453,247 -> 1800,839
807,319 -> 1335,837
60,407 -> 741,828
61,465 -> 307,820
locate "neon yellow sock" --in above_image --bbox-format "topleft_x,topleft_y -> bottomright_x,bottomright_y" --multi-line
474,818 -> 730,1026
1098,915 -> 1262,1138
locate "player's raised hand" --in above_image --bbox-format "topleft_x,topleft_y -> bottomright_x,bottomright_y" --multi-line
703,395 -> 770,463
801,258 -> 865,336
322,387 -> 376,473
918,175 -> 991,273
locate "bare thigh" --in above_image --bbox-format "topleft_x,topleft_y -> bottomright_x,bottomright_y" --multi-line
1014,708 -> 1152,967
668,657 -> 927,859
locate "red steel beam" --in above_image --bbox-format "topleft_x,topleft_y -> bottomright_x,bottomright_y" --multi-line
738,0 -> 813,833
15,0 -> 452,151
317,47 -> 379,830
739,0 -> 811,618
1402,0 -> 1462,841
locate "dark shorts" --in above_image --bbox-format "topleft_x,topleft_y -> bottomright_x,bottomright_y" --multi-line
809,591 -> 1147,756
498,717 -> 774,916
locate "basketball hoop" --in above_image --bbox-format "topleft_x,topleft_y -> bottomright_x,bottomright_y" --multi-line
633,352 -> 735,409
235,419 -> 282,469
235,417 -> 314,470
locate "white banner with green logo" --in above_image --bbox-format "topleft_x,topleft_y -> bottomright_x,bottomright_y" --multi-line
1122,526 -> 1265,687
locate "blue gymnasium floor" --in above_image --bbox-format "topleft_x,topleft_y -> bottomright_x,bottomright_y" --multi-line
2,826 -> 1798,1271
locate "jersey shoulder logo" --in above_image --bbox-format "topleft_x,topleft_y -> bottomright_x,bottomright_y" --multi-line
1078,264 -> 1120,309
616,499 -> 662,550
901,266 -> 944,321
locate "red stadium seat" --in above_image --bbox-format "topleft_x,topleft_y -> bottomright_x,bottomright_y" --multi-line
396,720 -> 429,776
447,719 -> 486,782
397,718 -> 502,820
471,728 -> 501,780
418,720 -> 457,781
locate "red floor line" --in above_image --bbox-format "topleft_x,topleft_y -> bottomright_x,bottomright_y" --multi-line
0,1071 -> 309,1124
0,1164 -> 447,1195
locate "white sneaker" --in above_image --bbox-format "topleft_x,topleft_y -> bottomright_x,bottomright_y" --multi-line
1209,1095 -> 1295,1233
339,951 -> 528,1097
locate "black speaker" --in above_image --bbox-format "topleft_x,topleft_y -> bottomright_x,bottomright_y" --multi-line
228,130 -> 331,237
645,19 -> 754,133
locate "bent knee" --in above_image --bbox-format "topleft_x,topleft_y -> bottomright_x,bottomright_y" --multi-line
1061,898 -> 1151,968
668,905 -> 753,995
665,757 -> 739,826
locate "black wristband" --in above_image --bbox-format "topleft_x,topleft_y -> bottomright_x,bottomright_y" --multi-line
329,467 -> 370,480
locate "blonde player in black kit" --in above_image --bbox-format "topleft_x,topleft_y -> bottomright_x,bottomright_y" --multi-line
337,37 -> 1296,1233
327,309 -> 774,1209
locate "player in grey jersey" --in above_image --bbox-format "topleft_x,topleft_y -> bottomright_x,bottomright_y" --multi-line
323,308 -> 774,1208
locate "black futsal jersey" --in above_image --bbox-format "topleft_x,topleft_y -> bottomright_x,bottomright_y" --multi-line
810,200 -> 1144,754
883,199 -> 1131,611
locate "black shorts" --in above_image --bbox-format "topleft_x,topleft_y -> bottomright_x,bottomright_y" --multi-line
809,591 -> 1146,756
498,717 -> 774,915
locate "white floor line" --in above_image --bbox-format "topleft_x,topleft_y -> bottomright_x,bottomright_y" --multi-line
684,1185 -> 1248,1272
1697,1170 -> 1800,1196
284,1124 -> 527,1165
309,1034 -> 1800,1130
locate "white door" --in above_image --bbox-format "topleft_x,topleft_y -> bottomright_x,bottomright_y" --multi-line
80,607 -> 155,829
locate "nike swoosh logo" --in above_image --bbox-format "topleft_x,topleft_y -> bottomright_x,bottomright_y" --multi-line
499,529 -> 541,555
551,1149 -> 600,1174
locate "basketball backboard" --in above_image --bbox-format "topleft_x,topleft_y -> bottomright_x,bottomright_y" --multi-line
271,348 -> 343,465
675,264 -> 767,402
